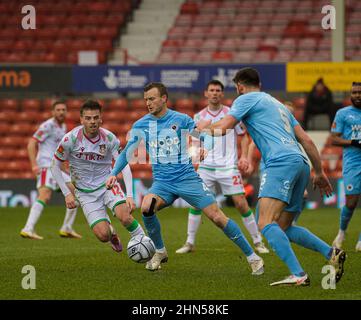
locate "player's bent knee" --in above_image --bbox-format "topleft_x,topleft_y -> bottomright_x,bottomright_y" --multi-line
95,231 -> 110,242
93,224 -> 111,242
142,197 -> 157,217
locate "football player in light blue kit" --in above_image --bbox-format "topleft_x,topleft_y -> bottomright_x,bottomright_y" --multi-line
106,82 -> 264,273
197,67 -> 346,286
331,82 -> 361,251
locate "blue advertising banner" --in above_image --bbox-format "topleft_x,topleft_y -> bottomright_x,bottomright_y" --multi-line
72,64 -> 286,93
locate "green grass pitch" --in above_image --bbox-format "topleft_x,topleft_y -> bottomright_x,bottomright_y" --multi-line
0,206 -> 360,300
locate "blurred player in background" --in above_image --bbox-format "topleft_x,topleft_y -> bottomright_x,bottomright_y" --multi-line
20,101 -> 81,240
106,82 -> 264,274
197,67 -> 346,286
331,82 -> 361,252
51,100 -> 144,252
176,80 -> 268,255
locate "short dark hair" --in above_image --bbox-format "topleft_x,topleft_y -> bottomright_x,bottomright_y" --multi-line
80,100 -> 102,116
352,82 -> 361,86
144,82 -> 168,98
232,67 -> 260,87
206,79 -> 224,91
52,100 -> 66,110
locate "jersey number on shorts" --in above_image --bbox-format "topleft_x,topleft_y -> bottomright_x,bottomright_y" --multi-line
232,175 -> 242,186
111,183 -> 124,196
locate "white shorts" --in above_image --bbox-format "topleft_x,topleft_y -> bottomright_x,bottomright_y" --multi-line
36,168 -> 71,191
74,181 -> 126,228
197,167 -> 245,196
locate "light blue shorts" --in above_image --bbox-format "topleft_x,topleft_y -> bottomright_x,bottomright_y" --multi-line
343,168 -> 361,195
259,156 -> 310,214
148,175 -> 216,209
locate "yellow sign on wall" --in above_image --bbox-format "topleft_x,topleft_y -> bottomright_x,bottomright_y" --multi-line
287,62 -> 361,92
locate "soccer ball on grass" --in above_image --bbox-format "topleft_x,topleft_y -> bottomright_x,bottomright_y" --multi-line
127,234 -> 156,263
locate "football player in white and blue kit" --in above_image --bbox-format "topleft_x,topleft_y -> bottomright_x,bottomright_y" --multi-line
197,67 -> 346,286
106,82 -> 264,274
331,82 -> 361,251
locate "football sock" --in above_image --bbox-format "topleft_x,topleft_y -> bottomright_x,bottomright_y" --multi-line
108,224 -> 115,241
285,225 -> 332,260
223,219 -> 254,257
186,208 -> 202,245
142,214 -> 164,250
23,200 -> 45,232
241,210 -> 262,244
255,202 -> 260,223
61,207 -> 78,231
262,223 -> 304,276
340,206 -> 354,231
126,219 -> 145,237
246,252 -> 261,262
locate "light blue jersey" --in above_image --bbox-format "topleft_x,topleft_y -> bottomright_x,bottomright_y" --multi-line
229,92 -> 307,166
229,92 -> 308,213
112,109 -> 198,182
331,105 -> 361,195
331,106 -> 361,172
111,109 -> 215,209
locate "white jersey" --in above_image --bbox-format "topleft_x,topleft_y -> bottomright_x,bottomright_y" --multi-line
54,126 -> 121,192
194,106 -> 246,169
33,118 -> 67,168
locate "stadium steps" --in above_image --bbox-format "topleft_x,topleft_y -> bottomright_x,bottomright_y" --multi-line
109,0 -> 184,64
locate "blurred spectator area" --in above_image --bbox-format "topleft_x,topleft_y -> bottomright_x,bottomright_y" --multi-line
156,0 -> 361,64
0,0 -> 135,63
0,96 -> 350,179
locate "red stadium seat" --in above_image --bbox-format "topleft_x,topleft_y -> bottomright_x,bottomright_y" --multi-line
3,136 -> 28,148
15,149 -> 29,160
0,99 -> 19,111
39,111 -> 53,122
0,111 -> 17,123
21,99 -> 42,112
67,110 -> 80,123
9,123 -> 34,137
0,123 -> 11,136
175,99 -> 195,110
17,111 -> 39,124
196,98 -> 209,111
212,51 -> 234,62
180,2 -> 199,15
156,52 -> 177,64
0,148 -> 18,161
130,99 -> 145,110
108,98 -> 128,111
5,161 -> 31,172
66,98 -> 83,111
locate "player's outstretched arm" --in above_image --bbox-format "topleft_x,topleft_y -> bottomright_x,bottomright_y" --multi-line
294,125 -> 333,197
50,157 -> 76,208
106,136 -> 141,189
120,164 -> 136,212
196,115 -> 238,136
330,132 -> 361,148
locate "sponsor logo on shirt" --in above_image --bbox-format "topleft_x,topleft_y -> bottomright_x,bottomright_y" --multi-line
99,144 -> 107,155
171,123 -> 179,131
